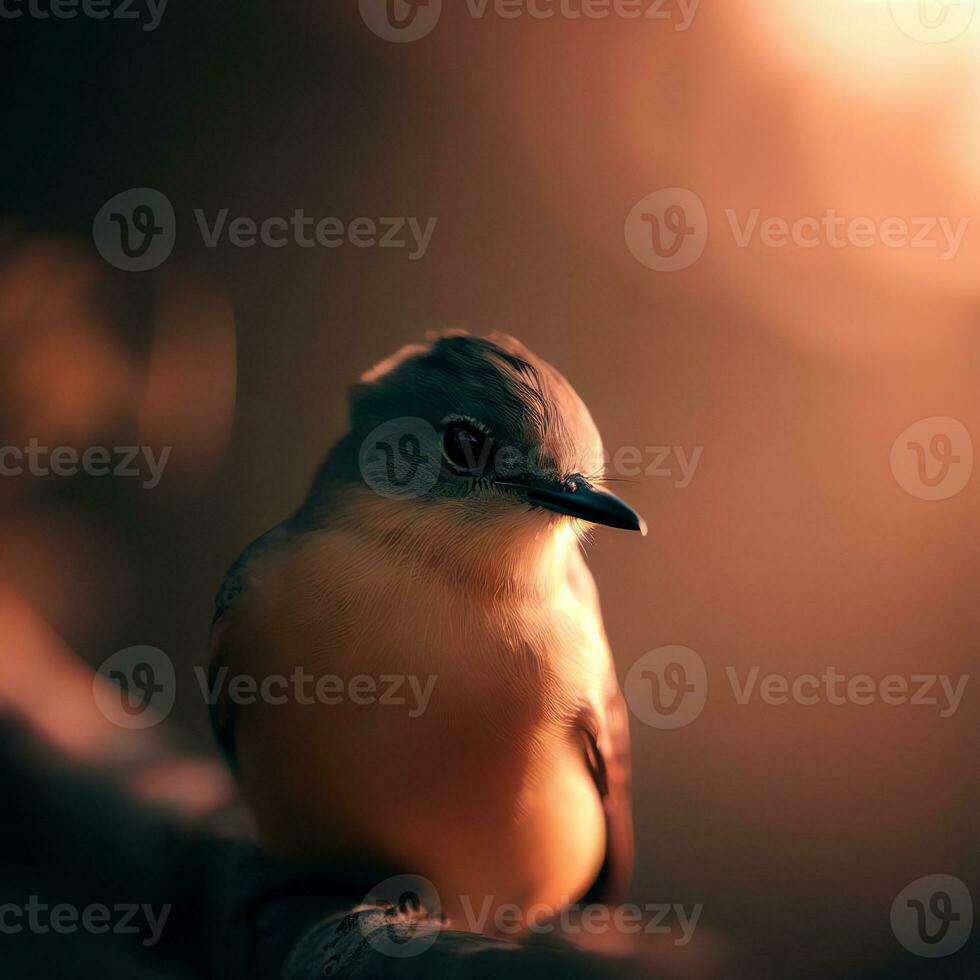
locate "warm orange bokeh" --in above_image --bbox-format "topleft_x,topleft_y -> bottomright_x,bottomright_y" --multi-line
1,3 -> 975,975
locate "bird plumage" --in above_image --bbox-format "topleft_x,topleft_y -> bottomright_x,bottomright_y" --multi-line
209,331 -> 639,930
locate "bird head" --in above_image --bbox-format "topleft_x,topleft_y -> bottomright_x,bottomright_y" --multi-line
342,331 -> 646,537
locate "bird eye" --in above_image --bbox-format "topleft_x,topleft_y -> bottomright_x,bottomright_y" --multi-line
441,420 -> 492,476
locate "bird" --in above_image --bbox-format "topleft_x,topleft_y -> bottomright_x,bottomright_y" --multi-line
208,330 -> 645,933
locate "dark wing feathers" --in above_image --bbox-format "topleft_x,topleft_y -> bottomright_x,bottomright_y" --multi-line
580,685 -> 634,904
209,523 -> 295,771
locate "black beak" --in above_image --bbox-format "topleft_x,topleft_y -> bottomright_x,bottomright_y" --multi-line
500,477 -> 647,535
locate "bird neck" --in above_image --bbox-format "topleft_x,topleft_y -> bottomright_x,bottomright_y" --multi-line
329,488 -> 581,595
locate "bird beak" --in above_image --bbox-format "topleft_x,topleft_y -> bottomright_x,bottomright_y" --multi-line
502,478 -> 647,535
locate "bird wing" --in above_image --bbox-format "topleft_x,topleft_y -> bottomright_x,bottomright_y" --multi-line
208,523 -> 296,771
578,679 -> 634,905
207,613 -> 239,772
563,548 -> 634,905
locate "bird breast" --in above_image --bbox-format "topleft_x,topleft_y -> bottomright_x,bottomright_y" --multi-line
224,502 -> 610,925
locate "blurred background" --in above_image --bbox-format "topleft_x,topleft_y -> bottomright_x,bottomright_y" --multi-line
1,1 -> 977,977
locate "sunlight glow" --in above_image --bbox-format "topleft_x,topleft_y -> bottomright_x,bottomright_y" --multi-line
753,0 -> 979,101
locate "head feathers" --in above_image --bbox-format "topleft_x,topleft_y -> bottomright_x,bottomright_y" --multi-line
349,330 -> 602,482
